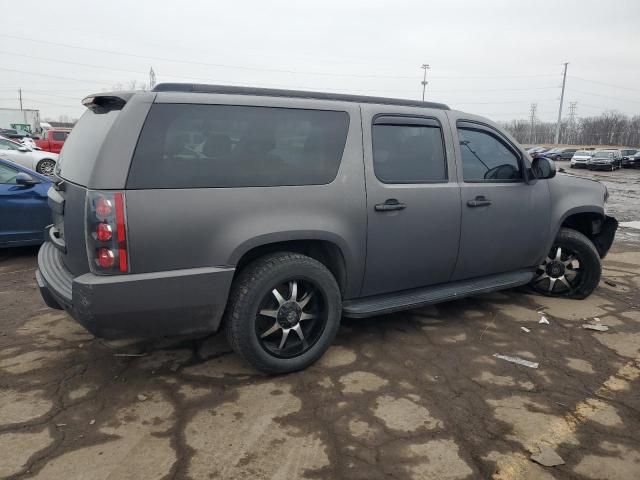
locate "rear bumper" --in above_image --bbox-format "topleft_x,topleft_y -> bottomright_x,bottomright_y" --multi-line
36,242 -> 235,339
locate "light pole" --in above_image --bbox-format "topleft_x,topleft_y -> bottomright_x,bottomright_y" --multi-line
421,64 -> 430,101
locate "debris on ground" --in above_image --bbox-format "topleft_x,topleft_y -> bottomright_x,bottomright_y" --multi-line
89,419 -> 95,425
539,316 -> 550,325
582,324 -> 610,332
530,446 -> 565,467
604,279 -> 617,287
114,353 -> 147,357
137,394 -> 148,401
55,424 -> 66,428
593,317 -> 601,322
493,353 -> 539,369
521,327 -> 531,333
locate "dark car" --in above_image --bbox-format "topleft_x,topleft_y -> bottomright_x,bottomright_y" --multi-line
0,157 -> 52,247
588,150 -> 622,171
620,149 -> 638,168
549,148 -> 578,161
630,151 -> 640,168
36,83 -> 617,374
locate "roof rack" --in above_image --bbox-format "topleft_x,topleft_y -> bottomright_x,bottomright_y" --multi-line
152,83 -> 449,110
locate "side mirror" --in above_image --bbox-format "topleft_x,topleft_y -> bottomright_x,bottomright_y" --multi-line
532,157 -> 556,179
15,172 -> 40,187
18,146 -> 29,152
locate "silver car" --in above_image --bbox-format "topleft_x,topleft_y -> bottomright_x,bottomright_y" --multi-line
0,135 -> 58,175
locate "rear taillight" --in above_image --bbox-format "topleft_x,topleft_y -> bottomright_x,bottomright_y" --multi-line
86,191 -> 129,274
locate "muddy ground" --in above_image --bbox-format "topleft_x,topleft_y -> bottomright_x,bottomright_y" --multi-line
1,167 -> 639,480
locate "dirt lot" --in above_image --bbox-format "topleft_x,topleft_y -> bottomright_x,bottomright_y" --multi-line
1,167 -> 639,480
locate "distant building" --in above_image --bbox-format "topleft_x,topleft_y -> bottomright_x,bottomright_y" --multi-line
0,108 -> 41,134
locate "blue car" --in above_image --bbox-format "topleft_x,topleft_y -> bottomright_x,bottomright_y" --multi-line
0,157 -> 52,247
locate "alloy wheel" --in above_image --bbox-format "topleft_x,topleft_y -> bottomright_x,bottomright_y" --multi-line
532,245 -> 583,295
37,160 -> 55,176
255,279 -> 326,358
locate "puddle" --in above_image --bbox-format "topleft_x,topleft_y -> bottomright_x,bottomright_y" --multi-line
620,221 -> 640,230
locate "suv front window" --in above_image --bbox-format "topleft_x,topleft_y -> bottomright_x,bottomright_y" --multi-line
458,127 -> 522,182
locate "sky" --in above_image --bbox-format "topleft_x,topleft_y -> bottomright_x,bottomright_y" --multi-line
1,0 -> 639,122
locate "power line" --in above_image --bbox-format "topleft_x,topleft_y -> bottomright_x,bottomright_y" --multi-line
567,88 -> 640,104
0,32 -> 559,81
568,76 -> 640,94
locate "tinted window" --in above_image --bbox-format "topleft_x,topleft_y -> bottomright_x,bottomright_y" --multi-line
56,109 -> 121,185
458,127 -> 522,182
372,122 -> 446,183
127,104 -> 349,189
0,163 -> 18,183
52,131 -> 67,141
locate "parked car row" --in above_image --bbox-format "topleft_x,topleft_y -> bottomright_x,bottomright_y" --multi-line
0,127 -> 70,154
526,146 -> 639,171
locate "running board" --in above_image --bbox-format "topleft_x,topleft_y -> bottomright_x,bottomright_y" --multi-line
342,269 -> 535,318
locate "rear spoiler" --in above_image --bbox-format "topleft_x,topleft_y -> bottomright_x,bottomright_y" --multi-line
81,92 -> 134,113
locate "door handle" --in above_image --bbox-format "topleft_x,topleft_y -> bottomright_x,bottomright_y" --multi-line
375,199 -> 407,212
467,196 -> 492,207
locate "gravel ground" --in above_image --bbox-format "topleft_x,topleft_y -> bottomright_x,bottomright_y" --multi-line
0,167 -> 639,480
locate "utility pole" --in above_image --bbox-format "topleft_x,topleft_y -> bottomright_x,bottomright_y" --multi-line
567,101 -> 577,144
18,88 -> 23,110
554,62 -> 569,144
420,64 -> 430,101
529,103 -> 537,144
149,67 -> 156,90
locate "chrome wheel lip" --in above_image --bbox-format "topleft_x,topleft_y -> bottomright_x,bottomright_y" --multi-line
255,278 -> 327,359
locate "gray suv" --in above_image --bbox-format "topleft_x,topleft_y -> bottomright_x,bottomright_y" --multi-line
37,83 -> 617,374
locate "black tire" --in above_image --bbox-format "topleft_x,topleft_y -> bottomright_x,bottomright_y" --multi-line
225,252 -> 341,374
530,227 -> 601,299
36,159 -> 56,176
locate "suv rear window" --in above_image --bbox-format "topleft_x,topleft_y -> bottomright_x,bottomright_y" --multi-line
127,104 -> 349,189
55,109 -> 121,185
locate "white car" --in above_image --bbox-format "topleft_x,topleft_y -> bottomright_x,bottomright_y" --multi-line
570,150 -> 594,169
0,135 -> 58,175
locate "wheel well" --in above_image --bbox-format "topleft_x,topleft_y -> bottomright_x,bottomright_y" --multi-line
234,240 -> 347,295
561,212 -> 603,240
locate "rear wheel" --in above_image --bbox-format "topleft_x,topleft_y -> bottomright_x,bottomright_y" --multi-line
36,159 -> 56,176
225,252 -> 341,374
530,228 -> 601,299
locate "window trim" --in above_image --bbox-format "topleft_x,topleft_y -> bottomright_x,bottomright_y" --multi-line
456,120 -> 526,184
371,114 -> 448,185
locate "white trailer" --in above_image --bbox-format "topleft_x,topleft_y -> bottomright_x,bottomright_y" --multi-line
0,108 -> 41,135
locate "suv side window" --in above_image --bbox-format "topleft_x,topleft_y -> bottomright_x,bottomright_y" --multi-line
127,104 -> 349,189
372,117 -> 446,183
457,126 -> 522,182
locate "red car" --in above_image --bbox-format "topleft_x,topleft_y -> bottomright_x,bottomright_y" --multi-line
35,129 -> 70,154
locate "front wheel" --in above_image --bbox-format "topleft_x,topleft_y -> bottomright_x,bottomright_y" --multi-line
225,252 -> 342,374
36,159 -> 56,176
530,228 -> 601,299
